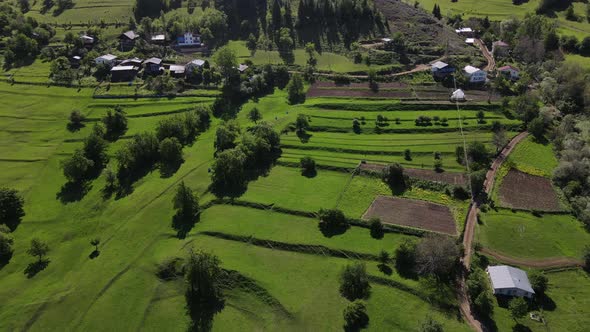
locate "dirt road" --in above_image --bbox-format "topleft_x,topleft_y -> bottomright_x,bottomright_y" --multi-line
463,132 -> 529,270
459,132 -> 529,332
480,248 -> 583,269
475,39 -> 495,72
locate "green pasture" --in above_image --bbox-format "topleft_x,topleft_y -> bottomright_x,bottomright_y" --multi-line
476,210 -> 590,260
303,108 -> 519,132
280,147 -> 464,170
506,136 -> 558,177
27,0 -> 133,24
226,41 -> 393,73
408,0 -> 590,38
197,204 -> 416,257
489,269 -> 590,332
281,130 -> 517,154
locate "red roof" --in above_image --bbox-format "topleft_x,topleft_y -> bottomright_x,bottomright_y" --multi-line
498,65 -> 519,72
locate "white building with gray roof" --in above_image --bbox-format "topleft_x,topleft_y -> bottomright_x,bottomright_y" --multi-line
486,265 -> 535,298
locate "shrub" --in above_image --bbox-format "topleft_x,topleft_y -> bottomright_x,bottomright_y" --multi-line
369,217 -> 383,239
529,271 -> 548,296
404,149 -> 412,161
382,163 -> 407,191
300,156 -> 316,176
339,262 -> 371,300
343,300 -> 369,329
452,185 -> 470,200
318,208 -> 348,229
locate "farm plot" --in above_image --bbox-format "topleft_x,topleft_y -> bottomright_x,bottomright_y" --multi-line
498,169 -> 561,211
307,81 -> 499,102
363,196 -> 457,235
360,163 -> 468,186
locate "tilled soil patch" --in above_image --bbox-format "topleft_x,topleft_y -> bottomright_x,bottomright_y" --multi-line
362,196 -> 457,235
498,169 -> 561,211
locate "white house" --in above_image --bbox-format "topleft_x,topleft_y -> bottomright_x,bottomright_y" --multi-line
95,54 -> 117,66
455,27 -> 474,37
464,65 -> 487,83
177,32 -> 202,47
185,59 -> 205,73
487,265 -> 535,299
498,65 -> 520,81
238,64 -> 249,73
451,89 -> 466,102
465,38 -> 475,45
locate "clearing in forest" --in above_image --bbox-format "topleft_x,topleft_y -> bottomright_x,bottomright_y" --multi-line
362,196 -> 457,235
498,169 -> 561,211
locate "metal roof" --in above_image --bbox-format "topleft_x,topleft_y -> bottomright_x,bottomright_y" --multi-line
487,266 -> 535,294
144,57 -> 162,64
431,61 -> 449,69
187,59 -> 205,67
111,65 -> 138,71
97,54 -> 117,61
464,65 -> 482,74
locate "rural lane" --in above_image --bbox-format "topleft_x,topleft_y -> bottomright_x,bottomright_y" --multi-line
480,248 -> 584,269
459,132 -> 528,332
475,39 -> 495,72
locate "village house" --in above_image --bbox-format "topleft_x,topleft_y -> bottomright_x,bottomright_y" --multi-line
70,56 -> 81,68
95,54 -> 118,67
150,34 -> 166,45
498,65 -> 520,81
110,65 -> 139,82
492,41 -> 510,58
465,38 -> 475,45
143,57 -> 164,75
487,265 -> 535,299
455,27 -> 474,37
463,65 -> 487,83
185,59 -> 205,73
450,89 -> 466,102
238,64 -> 250,73
119,30 -> 139,51
169,65 -> 186,78
177,32 -> 202,47
431,61 -> 455,79
80,34 -> 95,47
119,58 -> 143,68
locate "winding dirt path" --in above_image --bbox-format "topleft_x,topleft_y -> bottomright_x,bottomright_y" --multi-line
480,248 -> 583,269
475,39 -> 495,72
459,132 -> 529,332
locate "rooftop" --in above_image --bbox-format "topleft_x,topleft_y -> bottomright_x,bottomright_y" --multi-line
498,65 -> 519,72
121,30 -> 138,40
188,59 -> 205,67
455,27 -> 473,33
238,64 -> 249,72
431,61 -> 449,69
151,34 -> 165,41
464,65 -> 482,74
169,65 -> 185,72
487,265 -> 535,294
144,57 -> 162,64
111,65 -> 138,71
494,41 -> 509,47
97,54 -> 117,61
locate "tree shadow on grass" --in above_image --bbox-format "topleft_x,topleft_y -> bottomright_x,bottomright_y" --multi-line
172,213 -> 200,239
301,169 -> 317,178
187,297 -> 224,332
512,323 -> 532,332
56,181 -> 91,204
66,122 -> 85,132
89,250 -> 100,259
160,160 -> 183,178
378,264 -> 392,276
370,227 -> 384,239
343,313 -> 369,332
24,259 -> 50,278
297,130 -> 312,143
318,223 -> 349,238
394,261 -> 418,280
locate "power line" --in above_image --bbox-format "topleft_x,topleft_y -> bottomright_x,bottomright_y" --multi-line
452,75 -> 474,201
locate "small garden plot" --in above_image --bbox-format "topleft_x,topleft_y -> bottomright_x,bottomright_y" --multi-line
363,196 -> 457,235
360,163 -> 468,186
498,169 -> 561,211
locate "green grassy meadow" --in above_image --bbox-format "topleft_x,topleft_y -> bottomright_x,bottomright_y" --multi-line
477,210 -> 590,259
506,136 -> 558,177
408,0 -> 590,38
0,80 -> 476,330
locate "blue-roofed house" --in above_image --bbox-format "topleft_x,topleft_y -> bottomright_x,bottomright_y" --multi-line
431,61 -> 455,79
